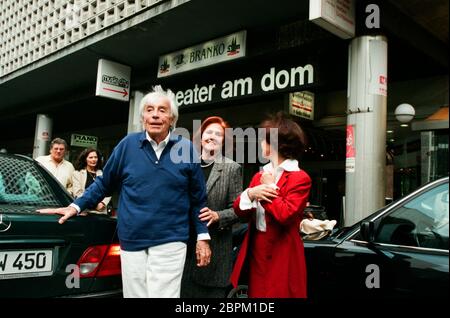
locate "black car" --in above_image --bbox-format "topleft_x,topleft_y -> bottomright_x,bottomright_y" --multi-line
229,177 -> 449,299
0,153 -> 122,298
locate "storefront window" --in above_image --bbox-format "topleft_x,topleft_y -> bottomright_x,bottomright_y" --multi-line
391,131 -> 421,199
421,130 -> 449,184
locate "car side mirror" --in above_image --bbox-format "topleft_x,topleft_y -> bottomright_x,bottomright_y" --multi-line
360,221 -> 375,242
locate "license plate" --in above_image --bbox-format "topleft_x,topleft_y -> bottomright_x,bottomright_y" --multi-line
0,249 -> 53,280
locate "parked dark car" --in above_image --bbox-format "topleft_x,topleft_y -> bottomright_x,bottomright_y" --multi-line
0,153 -> 122,298
228,177 -> 449,299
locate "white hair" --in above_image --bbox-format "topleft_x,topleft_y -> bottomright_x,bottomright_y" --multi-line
139,85 -> 179,129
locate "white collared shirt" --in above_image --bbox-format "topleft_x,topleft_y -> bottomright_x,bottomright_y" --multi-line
146,131 -> 170,160
239,159 -> 300,232
35,155 -> 74,193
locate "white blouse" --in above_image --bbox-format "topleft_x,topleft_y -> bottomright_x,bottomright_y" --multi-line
239,159 -> 300,232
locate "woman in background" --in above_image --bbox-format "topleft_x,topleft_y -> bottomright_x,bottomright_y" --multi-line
72,148 -> 110,213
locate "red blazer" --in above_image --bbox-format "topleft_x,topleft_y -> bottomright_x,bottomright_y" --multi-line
230,169 -> 311,298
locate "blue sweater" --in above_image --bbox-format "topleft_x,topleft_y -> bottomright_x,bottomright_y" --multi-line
74,132 -> 208,251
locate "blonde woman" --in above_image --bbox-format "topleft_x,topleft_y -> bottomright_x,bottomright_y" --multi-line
181,116 -> 243,298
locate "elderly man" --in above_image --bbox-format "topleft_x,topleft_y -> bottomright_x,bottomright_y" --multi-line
39,86 -> 211,298
35,138 -> 74,194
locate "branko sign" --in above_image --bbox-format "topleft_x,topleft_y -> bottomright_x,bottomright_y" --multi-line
158,31 -> 247,78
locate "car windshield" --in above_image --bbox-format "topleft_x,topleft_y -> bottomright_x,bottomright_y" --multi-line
0,155 -> 62,208
404,183 -> 449,221
400,183 -> 449,242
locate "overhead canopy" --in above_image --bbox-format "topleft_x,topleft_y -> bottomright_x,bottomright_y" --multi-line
426,106 -> 449,121
412,106 -> 449,131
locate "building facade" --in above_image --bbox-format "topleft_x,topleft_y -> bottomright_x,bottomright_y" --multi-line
1,0 -> 448,224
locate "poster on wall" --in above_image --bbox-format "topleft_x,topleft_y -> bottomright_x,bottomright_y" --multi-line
289,91 -> 315,120
368,40 -> 388,96
346,125 -> 356,173
39,130 -> 50,141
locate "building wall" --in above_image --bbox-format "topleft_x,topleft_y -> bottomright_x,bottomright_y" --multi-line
0,0 -> 163,77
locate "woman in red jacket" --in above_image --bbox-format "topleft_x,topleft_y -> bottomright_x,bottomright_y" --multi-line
230,112 -> 311,298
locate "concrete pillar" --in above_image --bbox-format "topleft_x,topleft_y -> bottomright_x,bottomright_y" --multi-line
345,35 -> 388,226
127,90 -> 144,133
32,114 -> 52,159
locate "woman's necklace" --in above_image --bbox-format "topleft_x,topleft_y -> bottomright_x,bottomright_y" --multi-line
87,169 -> 96,179
200,159 -> 214,168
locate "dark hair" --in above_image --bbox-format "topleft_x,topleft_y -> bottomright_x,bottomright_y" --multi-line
74,148 -> 103,171
50,138 -> 68,150
260,112 -> 307,160
194,116 -> 233,157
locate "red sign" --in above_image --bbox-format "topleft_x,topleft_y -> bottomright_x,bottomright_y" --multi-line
41,131 -> 49,141
346,125 -> 355,158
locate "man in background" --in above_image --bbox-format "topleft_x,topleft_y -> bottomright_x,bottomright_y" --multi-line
35,138 -> 74,194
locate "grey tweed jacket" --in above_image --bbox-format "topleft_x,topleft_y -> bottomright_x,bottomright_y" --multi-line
182,156 -> 243,288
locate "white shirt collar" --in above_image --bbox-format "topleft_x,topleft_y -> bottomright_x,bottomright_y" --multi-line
262,159 -> 300,173
47,155 -> 65,165
146,131 -> 171,147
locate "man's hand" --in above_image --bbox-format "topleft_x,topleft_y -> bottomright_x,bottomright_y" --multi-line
199,207 -> 219,227
95,202 -> 106,212
37,206 -> 78,224
196,240 -> 211,267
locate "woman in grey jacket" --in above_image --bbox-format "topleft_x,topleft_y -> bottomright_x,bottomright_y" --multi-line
181,116 -> 243,298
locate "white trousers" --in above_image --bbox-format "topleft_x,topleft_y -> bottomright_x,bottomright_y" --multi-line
120,242 -> 187,298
